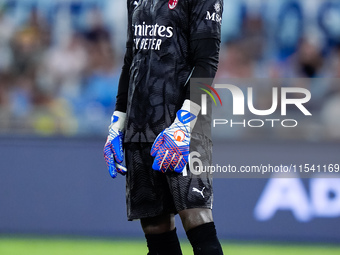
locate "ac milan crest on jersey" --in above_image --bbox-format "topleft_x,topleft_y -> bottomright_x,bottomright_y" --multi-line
168,0 -> 178,10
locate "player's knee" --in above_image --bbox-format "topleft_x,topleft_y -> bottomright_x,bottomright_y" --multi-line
179,208 -> 213,232
141,214 -> 175,235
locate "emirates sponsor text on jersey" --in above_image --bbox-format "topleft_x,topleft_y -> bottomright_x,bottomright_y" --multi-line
133,22 -> 174,51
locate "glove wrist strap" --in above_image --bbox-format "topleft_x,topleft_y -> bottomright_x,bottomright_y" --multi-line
174,100 -> 200,129
181,99 -> 200,117
110,111 -> 126,130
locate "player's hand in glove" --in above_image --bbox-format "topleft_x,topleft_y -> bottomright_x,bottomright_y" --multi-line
104,111 -> 127,178
150,100 -> 200,173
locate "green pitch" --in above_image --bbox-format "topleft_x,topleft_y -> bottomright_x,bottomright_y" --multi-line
0,238 -> 339,255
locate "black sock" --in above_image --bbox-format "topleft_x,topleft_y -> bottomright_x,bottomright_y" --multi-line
145,228 -> 183,255
186,222 -> 224,255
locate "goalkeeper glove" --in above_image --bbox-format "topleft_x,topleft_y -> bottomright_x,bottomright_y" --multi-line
150,100 -> 200,173
103,111 -> 127,178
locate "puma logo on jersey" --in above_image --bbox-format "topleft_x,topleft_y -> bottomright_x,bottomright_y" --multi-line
192,187 -> 205,198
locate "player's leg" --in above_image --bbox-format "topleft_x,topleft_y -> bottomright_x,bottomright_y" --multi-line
178,208 -> 213,231
168,133 -> 223,254
125,143 -> 182,255
141,214 -> 182,255
179,208 -> 223,255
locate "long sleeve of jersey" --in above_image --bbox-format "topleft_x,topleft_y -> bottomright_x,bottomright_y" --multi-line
185,0 -> 223,105
115,1 -> 134,113
115,47 -> 132,113
186,38 -> 221,103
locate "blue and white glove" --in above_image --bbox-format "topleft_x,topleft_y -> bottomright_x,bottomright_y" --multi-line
103,111 -> 127,178
150,100 -> 200,173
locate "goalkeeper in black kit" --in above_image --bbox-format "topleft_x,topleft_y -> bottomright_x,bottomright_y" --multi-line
104,0 -> 224,254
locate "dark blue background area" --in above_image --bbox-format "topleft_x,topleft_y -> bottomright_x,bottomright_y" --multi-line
0,138 -> 339,242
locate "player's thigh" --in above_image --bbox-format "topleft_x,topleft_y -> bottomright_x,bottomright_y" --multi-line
125,143 -> 177,221
140,213 -> 176,234
179,208 -> 213,232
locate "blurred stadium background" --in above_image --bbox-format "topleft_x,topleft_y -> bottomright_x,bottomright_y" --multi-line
0,0 -> 340,254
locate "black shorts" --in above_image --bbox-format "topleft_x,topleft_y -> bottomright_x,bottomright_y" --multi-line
125,133 -> 213,221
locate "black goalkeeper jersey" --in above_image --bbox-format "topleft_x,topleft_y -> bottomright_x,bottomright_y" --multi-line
123,0 -> 223,143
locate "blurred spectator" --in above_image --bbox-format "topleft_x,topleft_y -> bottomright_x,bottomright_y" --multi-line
321,93 -> 340,140
327,44 -> 340,79
0,8 -> 15,72
0,72 -> 11,132
81,34 -> 119,134
38,33 -> 87,98
216,13 -> 265,79
272,37 -> 325,78
84,7 -> 110,44
217,41 -> 256,78
10,8 -> 49,77
0,0 -> 339,140
83,39 -> 119,113
0,8 -> 15,44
